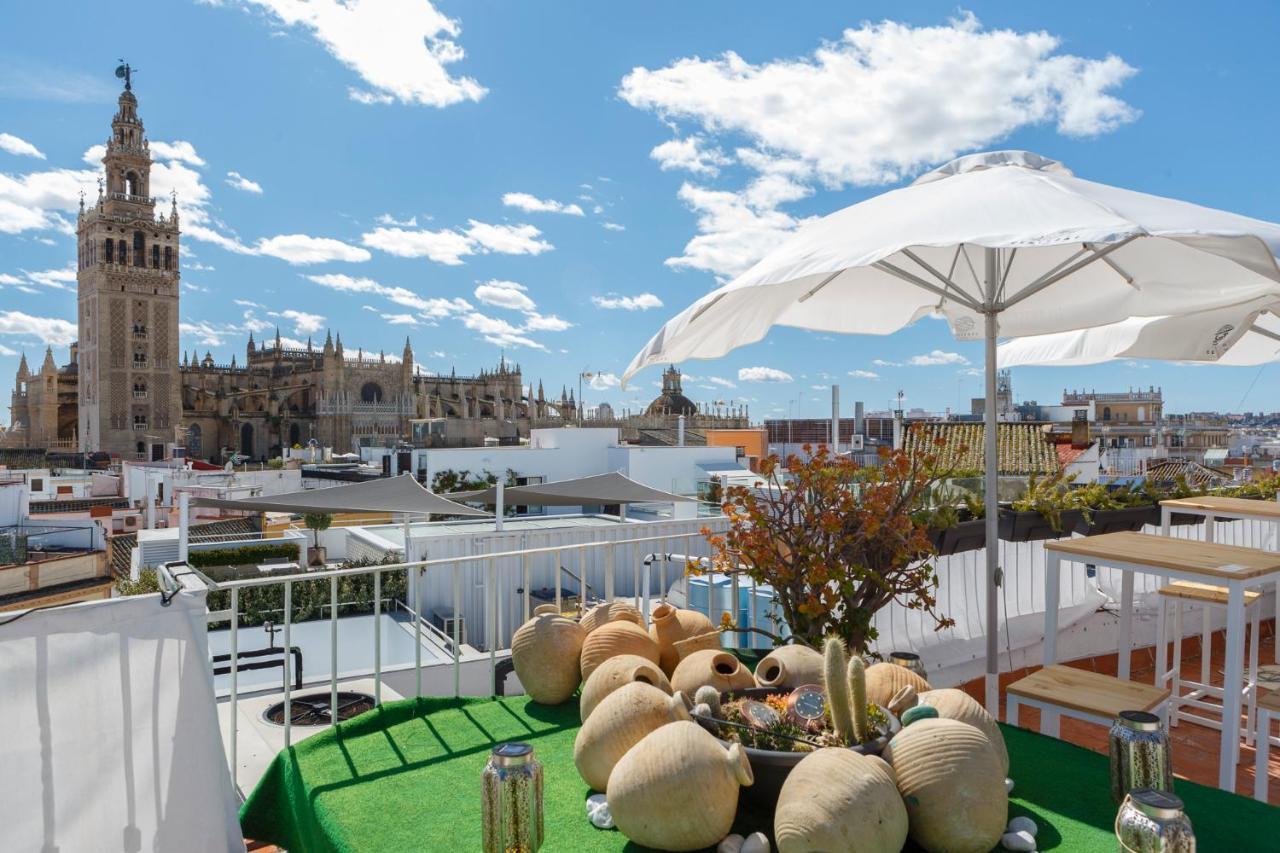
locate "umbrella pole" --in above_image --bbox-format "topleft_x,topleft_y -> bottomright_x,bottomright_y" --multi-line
983,248 -> 1001,717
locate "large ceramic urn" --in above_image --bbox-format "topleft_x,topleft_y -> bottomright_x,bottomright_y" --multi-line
579,600 -> 644,635
648,603 -> 716,676
573,682 -> 690,791
882,717 -> 1008,853
509,612 -> 586,705
607,720 -> 753,852
917,687 -> 1009,774
579,620 -> 660,682
864,661 -> 931,708
774,748 -> 908,853
670,649 -> 755,697
754,644 -> 824,691
580,654 -> 672,722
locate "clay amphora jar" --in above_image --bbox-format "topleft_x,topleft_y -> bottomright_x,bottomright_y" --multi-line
574,682 -> 690,791
882,717 -> 1008,853
917,687 -> 1008,774
774,748 -> 908,853
754,644 -> 824,690
510,612 -> 585,705
864,661 -> 931,707
649,603 -> 715,676
579,620 -> 660,682
579,600 -> 643,635
607,720 -> 753,851
670,649 -> 755,697
580,653 -> 672,722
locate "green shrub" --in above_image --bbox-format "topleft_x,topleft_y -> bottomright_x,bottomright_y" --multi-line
187,542 -> 300,568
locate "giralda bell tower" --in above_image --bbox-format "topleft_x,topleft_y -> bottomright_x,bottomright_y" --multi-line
76,64 -> 181,459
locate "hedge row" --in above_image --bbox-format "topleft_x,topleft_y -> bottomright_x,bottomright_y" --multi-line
187,543 -> 300,569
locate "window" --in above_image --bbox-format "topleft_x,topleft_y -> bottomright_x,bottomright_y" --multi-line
104,239 -> 114,263
163,245 -> 172,270
133,415 -> 147,430
118,239 -> 127,266
125,171 -> 140,196
151,244 -> 159,269
187,424 -> 202,456
133,231 -> 145,267
30,478 -> 44,492
1102,406 -> 1112,421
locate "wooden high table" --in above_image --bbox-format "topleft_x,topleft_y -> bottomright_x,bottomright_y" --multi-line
1043,531 -> 1280,792
1161,495 -> 1280,661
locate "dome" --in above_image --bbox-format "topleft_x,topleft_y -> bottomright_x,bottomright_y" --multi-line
646,366 -> 698,417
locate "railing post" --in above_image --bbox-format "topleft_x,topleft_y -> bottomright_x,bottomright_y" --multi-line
229,586 -> 238,785
283,580 -> 292,748
604,545 -> 615,602
452,563 -> 461,698
554,549 -> 562,612
374,570 -> 382,705
488,557 -> 497,696
632,544 -> 641,611
330,575 -> 337,725
414,563 -> 422,699
521,552 -> 531,623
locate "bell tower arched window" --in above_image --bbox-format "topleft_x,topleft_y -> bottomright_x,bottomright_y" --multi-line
133,231 -> 144,267
118,239 -> 127,266
125,171 -> 140,197
151,244 -> 159,269
163,246 -> 172,270
104,239 -> 114,264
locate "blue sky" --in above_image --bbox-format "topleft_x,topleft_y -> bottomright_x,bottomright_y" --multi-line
3,1 -> 1280,422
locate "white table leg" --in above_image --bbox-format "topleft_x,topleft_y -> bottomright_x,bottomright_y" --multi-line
1155,595 -> 1167,689
1119,569 -> 1135,681
1205,513 -> 1216,543
1256,708 -> 1272,802
1161,505 -> 1171,537
1043,551 -> 1061,668
1220,582 -> 1246,792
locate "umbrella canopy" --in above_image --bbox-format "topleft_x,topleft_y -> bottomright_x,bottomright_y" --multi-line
449,471 -> 696,506
998,301 -> 1280,367
623,150 -> 1280,715
191,473 -> 490,517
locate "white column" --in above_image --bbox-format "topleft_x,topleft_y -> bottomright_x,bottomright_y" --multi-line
177,491 -> 189,562
495,481 -> 505,531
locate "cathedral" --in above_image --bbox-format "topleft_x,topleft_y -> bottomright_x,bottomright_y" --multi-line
6,72 -> 579,461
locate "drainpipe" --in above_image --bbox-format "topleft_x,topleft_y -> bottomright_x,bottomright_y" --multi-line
177,491 -> 189,562
855,401 -> 865,442
677,415 -> 685,447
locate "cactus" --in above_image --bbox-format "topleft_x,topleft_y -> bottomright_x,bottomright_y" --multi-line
694,685 -> 721,717
848,655 -> 869,744
823,636 -> 855,745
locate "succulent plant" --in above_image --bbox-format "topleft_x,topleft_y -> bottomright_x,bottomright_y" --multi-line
848,655 -> 869,744
823,636 -> 855,745
694,684 -> 721,717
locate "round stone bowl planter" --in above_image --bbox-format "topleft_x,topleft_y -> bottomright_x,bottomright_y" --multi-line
697,687 -> 900,812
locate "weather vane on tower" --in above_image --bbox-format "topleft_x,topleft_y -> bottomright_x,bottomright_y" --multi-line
114,60 -> 136,91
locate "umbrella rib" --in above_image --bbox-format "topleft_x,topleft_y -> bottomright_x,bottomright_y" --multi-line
1001,236 -> 1138,310
997,248 -> 1018,301
1083,242 -> 1138,289
796,270 -> 845,303
1249,324 -> 1280,343
872,260 -> 983,312
898,248 -> 981,308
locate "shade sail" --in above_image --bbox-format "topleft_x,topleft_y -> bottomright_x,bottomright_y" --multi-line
998,301 -> 1280,367
191,473 -> 490,516
449,472 -> 696,506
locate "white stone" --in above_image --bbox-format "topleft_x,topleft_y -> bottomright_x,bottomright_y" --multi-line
1005,777 -> 1015,794
1007,816 -> 1037,837
716,833 -> 745,853
586,794 -> 614,829
1000,829 -> 1036,851
740,832 -> 771,853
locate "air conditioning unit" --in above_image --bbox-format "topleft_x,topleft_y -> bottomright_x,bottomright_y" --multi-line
431,608 -> 467,646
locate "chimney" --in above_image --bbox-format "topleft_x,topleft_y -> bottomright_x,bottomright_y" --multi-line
893,410 -> 904,450
854,401 -> 865,437
1071,412 -> 1090,449
830,384 -> 840,452
677,414 -> 685,447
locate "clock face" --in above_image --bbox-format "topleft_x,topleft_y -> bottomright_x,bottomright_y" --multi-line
786,685 -> 826,730
740,700 -> 781,730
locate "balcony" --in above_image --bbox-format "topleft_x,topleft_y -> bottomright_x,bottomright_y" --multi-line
132,421 -> 148,431
108,191 -> 155,205
133,391 -> 148,400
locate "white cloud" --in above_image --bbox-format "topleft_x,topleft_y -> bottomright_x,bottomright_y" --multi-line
474,279 -> 535,312
148,140 -> 206,166
462,312 -> 545,350
253,234 -> 370,264
649,136 -> 730,176
230,0 -> 486,108
738,366 -> 794,383
0,133 -> 45,159
707,376 -> 737,389
234,299 -> 264,308
502,192 -> 584,216
872,359 -> 900,367
621,14 -> 1137,278
22,265 -> 76,290
848,369 -> 880,379
601,222 -> 625,232
592,292 -> 663,311
0,166 -> 96,234
464,220 -> 553,256
305,272 -> 472,319
0,311 -> 76,345
908,350 -> 969,366
361,225 -> 474,264
277,308 -> 325,334
523,312 -> 572,332
0,273 -> 22,285
589,372 -> 621,390
381,313 -> 418,325
0,343 -> 18,356
376,213 -> 418,227
225,171 -> 263,193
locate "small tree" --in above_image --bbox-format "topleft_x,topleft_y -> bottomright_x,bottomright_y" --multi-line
303,512 -> 332,554
703,445 -> 954,653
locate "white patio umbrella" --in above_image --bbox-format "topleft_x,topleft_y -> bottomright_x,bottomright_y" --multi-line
622,150 -> 1280,714
998,300 -> 1280,367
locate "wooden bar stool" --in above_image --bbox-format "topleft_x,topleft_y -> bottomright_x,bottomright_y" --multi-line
1154,580 -> 1262,745
1007,665 -> 1171,738
1253,688 -> 1280,802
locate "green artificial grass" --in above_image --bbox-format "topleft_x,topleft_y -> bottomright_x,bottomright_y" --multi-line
240,695 -> 1278,852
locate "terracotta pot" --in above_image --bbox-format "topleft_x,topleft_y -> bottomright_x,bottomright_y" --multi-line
579,620 -> 660,682
774,748 -> 908,853
574,682 -> 689,791
754,644 -> 824,690
607,720 -> 753,851
580,654 -> 672,722
864,661 -> 931,708
882,717 -> 1008,853
917,687 -> 1008,774
649,603 -> 716,675
671,629 -> 724,663
510,612 -> 586,705
670,649 -> 755,697
579,600 -> 644,635
532,603 -> 560,616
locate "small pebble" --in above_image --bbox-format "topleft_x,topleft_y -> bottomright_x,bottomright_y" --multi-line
585,794 -> 614,829
1000,829 -> 1036,851
740,832 -> 771,853
1005,777 -> 1015,794
1007,816 -> 1037,837
716,833 -> 745,853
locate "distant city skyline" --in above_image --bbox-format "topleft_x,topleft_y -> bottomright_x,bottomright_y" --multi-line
3,2 -> 1280,423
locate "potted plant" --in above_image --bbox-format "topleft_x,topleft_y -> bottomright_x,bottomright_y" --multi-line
1144,475 -> 1208,526
1070,484 -> 1159,535
693,636 -> 900,810
303,512 -> 332,566
919,492 -> 988,556
704,444 -> 954,653
999,471 -> 1084,541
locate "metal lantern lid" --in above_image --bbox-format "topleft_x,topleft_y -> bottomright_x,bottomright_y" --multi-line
1117,710 -> 1163,732
1129,789 -> 1185,820
491,742 -> 534,767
